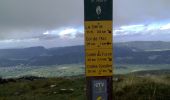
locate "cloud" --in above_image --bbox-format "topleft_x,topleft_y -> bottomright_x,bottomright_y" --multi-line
42,28 -> 83,39
0,0 -> 83,42
160,24 -> 170,30
1,0 -> 170,48
113,0 -> 170,27
114,22 -> 170,42
0,0 -> 83,28
114,23 -> 170,36
58,28 -> 77,39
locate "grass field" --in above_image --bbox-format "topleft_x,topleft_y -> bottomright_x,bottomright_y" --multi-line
1,64 -> 170,78
0,74 -> 170,100
0,64 -> 84,78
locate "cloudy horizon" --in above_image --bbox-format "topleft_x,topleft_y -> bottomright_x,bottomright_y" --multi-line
1,0 -> 170,49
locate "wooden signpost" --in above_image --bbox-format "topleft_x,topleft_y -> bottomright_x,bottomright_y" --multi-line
84,0 -> 113,100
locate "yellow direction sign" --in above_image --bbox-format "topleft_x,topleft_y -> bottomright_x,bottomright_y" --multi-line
85,21 -> 113,76
85,21 -> 112,49
86,49 -> 113,76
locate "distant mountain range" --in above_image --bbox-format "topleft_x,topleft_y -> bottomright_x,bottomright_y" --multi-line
117,41 -> 170,51
1,41 -> 170,67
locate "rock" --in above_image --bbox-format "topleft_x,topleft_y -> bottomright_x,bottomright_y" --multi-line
50,85 -> 56,88
69,88 -> 74,91
59,88 -> 74,94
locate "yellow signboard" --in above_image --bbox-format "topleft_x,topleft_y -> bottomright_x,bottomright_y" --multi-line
86,49 -> 113,76
85,21 -> 112,49
85,21 -> 113,76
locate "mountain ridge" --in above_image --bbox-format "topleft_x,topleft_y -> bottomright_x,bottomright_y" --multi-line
1,41 -> 170,67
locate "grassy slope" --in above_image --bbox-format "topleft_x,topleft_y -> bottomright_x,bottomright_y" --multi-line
0,75 -> 170,100
0,77 -> 86,100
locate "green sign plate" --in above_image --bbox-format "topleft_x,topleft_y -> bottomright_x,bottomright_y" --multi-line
84,0 -> 112,21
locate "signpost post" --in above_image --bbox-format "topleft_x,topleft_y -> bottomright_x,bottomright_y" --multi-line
84,0 -> 113,100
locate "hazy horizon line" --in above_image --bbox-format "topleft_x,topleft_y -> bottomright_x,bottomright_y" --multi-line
1,40 -> 170,50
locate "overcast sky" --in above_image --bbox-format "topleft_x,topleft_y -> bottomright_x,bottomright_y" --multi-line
1,0 -> 170,49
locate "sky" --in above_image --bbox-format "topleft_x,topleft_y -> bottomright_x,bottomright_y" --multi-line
1,0 -> 170,49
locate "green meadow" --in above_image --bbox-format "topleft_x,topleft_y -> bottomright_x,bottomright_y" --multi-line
1,64 -> 170,78
0,74 -> 170,100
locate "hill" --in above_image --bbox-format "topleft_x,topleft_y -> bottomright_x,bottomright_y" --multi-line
1,41 -> 170,66
116,41 -> 170,51
0,46 -> 84,67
